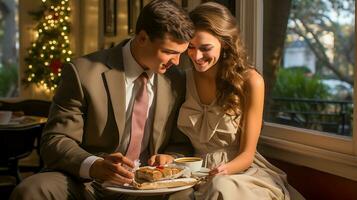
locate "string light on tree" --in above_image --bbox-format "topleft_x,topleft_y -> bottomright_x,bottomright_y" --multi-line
24,0 -> 71,93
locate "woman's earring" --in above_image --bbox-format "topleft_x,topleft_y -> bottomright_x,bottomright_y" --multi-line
223,50 -> 227,59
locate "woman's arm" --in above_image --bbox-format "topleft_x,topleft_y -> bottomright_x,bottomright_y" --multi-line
210,70 -> 265,175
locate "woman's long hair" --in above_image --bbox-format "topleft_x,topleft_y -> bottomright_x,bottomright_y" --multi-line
189,2 -> 253,126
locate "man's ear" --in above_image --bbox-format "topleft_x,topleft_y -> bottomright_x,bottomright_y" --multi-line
137,30 -> 149,45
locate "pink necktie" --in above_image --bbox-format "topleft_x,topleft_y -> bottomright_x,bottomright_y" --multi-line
126,73 -> 149,161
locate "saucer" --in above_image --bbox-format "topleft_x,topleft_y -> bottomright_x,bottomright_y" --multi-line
192,167 -> 210,177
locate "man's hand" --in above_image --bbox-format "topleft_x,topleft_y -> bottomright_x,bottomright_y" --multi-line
89,153 -> 135,185
148,154 -> 175,166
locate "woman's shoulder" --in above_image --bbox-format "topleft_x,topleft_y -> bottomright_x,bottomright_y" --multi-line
242,68 -> 264,90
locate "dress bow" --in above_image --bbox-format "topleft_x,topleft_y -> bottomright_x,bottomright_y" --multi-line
178,98 -> 227,143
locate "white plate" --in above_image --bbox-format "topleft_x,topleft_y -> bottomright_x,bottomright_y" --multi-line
105,184 -> 194,196
0,116 -> 24,125
0,116 -> 46,129
0,121 -> 20,126
105,178 -> 197,196
11,116 -> 25,122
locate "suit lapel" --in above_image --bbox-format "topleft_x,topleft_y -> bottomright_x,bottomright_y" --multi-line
103,41 -> 129,152
150,74 -> 175,154
104,70 -> 126,150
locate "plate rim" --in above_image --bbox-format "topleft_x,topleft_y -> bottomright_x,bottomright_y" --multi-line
105,183 -> 194,195
104,177 -> 197,195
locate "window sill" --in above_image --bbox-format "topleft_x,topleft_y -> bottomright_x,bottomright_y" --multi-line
262,122 -> 354,154
258,135 -> 357,181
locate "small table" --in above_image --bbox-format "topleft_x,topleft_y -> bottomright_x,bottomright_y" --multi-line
0,116 -> 47,183
0,116 -> 47,130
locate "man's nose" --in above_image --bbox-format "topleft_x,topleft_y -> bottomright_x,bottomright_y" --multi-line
171,54 -> 180,66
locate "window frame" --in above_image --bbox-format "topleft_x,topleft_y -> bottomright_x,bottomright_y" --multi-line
240,0 -> 357,181
0,0 -> 20,99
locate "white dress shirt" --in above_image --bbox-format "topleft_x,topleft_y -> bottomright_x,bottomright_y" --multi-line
79,40 -> 156,179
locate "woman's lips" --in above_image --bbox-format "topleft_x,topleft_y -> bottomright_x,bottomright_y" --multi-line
195,60 -> 207,66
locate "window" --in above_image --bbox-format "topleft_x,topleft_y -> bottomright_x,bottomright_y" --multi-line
239,0 -> 357,181
0,0 -> 19,98
265,0 -> 354,137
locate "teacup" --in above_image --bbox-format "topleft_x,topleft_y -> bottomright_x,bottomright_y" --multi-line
0,111 -> 12,124
174,157 -> 203,172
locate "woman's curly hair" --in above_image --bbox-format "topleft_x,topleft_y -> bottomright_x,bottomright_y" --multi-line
189,2 -> 253,126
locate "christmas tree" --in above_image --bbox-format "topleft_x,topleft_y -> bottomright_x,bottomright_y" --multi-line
24,0 -> 72,93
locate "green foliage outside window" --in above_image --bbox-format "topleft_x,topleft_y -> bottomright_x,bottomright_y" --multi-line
272,67 -> 330,100
270,67 -> 352,135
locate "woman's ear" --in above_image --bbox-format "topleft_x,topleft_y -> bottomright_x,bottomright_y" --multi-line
221,41 -> 228,49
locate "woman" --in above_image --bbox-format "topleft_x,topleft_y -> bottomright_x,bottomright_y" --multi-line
171,2 -> 295,200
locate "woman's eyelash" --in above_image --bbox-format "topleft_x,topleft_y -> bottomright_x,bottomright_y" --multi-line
188,46 -> 213,51
200,47 -> 212,51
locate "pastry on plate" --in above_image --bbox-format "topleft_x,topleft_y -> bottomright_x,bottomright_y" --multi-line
135,166 -> 184,182
132,165 -> 197,190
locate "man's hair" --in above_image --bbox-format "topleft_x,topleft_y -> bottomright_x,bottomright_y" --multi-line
135,0 -> 194,42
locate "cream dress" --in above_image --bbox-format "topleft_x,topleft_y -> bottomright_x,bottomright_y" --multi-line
171,69 -> 291,200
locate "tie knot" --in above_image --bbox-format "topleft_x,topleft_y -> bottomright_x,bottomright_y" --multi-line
137,72 -> 148,85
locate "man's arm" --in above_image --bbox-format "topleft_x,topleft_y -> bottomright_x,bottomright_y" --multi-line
41,62 -> 136,185
40,62 -> 91,177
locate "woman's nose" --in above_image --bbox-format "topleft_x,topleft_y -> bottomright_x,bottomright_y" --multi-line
192,50 -> 203,61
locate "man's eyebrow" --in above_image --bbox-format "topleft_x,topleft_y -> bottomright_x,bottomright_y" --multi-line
162,48 -> 181,54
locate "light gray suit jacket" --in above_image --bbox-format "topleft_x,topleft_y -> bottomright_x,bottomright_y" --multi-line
40,39 -> 192,178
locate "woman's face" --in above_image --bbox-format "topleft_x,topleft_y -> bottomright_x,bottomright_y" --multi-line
187,30 -> 222,72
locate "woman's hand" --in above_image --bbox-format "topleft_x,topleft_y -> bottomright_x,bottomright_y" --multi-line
148,154 -> 175,166
209,164 -> 229,176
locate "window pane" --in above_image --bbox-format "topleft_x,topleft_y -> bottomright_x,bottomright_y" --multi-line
264,0 -> 355,137
0,0 -> 19,98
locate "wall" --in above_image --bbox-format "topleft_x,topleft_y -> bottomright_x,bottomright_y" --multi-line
17,0 -> 100,101
267,157 -> 357,200
18,0 -> 50,100
17,0 -> 88,101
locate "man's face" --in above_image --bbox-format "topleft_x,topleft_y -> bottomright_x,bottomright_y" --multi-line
140,33 -> 189,74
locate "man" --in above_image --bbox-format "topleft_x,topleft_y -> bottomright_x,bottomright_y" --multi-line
11,0 -> 193,199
